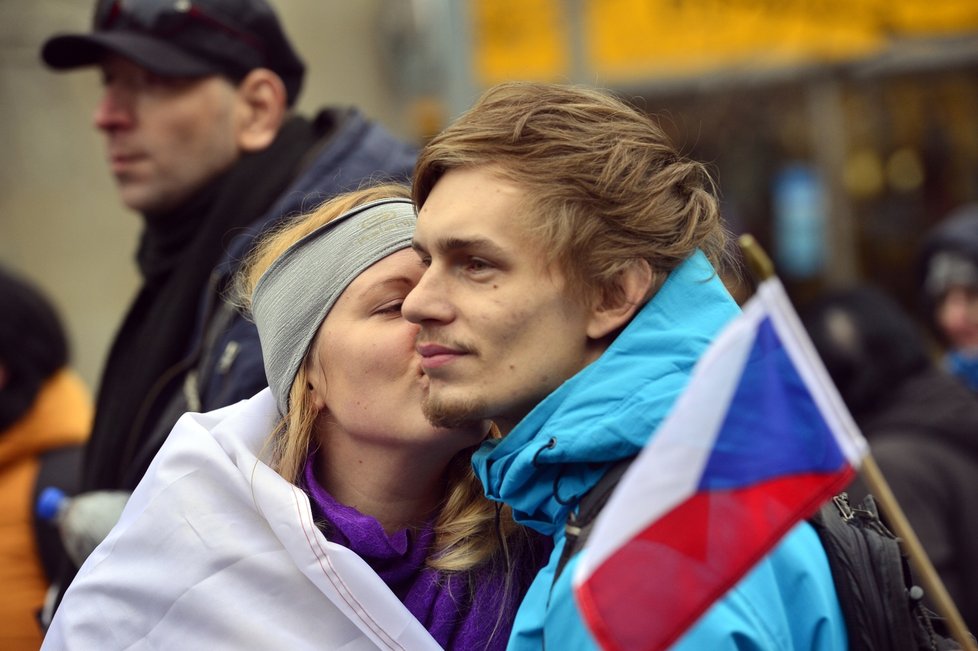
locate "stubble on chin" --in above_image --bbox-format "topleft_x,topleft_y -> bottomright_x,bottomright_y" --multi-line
423,392 -> 488,430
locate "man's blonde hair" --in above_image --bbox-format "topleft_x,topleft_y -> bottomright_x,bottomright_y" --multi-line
415,82 -> 731,304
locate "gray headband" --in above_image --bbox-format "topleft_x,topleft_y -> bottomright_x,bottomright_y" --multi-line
252,198 -> 416,415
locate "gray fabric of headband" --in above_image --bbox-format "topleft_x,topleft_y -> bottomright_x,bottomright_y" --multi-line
252,198 -> 416,415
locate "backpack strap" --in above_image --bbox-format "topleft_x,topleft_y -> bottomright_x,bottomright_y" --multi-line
552,456 -> 636,586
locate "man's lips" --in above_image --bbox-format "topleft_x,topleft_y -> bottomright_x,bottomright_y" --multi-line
416,343 -> 467,370
108,153 -> 145,174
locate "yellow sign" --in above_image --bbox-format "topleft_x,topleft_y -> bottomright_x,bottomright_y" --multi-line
470,0 -> 978,85
587,0 -> 883,81
472,0 -> 569,85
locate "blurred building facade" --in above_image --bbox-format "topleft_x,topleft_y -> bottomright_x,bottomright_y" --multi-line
2,0 -> 977,386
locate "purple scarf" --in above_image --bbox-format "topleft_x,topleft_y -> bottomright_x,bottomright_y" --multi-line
301,456 -> 534,650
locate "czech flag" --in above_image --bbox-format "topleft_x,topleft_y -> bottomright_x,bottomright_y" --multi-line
572,277 -> 869,651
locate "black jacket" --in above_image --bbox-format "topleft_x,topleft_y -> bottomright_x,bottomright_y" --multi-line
847,367 -> 978,633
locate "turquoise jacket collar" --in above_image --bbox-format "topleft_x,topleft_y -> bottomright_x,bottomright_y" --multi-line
473,251 -> 741,534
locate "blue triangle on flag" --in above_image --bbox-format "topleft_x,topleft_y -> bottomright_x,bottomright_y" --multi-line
698,316 -> 846,491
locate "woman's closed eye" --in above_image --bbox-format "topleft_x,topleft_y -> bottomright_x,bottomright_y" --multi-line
372,301 -> 404,316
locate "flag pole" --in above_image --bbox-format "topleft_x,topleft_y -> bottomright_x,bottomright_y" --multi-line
738,234 -> 976,651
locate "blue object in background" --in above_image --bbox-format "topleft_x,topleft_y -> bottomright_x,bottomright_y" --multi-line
773,164 -> 827,279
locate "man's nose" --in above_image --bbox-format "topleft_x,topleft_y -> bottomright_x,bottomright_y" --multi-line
93,85 -> 134,132
403,267 -> 453,325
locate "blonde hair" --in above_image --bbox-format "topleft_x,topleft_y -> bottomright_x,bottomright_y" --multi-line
414,81 -> 733,305
234,183 -> 524,573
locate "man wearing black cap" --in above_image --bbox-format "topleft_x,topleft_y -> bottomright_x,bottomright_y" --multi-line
39,0 -> 416,618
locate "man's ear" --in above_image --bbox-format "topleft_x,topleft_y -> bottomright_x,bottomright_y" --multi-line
233,68 -> 287,153
586,259 -> 654,340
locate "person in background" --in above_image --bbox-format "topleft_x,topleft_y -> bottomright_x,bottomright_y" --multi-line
918,202 -> 978,392
0,266 -> 91,650
38,0 -> 416,608
42,185 -> 544,650
402,81 -> 847,649
802,283 -> 978,632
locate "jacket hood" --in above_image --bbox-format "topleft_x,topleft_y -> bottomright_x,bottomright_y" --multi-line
473,251 -> 740,533
0,369 -> 91,465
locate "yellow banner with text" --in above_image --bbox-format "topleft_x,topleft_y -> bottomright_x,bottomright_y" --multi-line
472,0 -> 978,85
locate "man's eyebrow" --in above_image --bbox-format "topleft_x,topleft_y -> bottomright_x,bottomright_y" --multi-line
412,235 -> 511,261
432,236 -> 508,256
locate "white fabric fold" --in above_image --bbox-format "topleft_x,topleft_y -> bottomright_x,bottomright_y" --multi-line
43,389 -> 442,651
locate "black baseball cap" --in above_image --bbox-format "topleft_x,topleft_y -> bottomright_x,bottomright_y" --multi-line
41,0 -> 305,106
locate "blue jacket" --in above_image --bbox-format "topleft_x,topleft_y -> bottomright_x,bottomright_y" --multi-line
473,252 -> 847,650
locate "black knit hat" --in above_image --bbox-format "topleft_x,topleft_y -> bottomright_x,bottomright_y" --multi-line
41,0 -> 305,106
0,267 -> 69,430
919,203 -> 978,302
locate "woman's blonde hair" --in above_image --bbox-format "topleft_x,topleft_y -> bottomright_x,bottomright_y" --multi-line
234,182 -> 523,573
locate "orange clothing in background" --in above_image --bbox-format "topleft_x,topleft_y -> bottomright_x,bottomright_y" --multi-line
0,370 -> 91,650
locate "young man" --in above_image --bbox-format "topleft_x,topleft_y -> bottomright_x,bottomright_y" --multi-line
39,0 -> 415,612
403,82 -> 847,649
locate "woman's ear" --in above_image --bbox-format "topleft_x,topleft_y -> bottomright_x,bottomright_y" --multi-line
586,259 -> 654,340
304,347 -> 328,413
307,380 -> 325,412
233,68 -> 287,153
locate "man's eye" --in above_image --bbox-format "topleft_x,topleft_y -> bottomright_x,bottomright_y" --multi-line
465,258 -> 492,272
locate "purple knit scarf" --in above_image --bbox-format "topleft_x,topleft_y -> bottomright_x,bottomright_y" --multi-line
301,455 -> 529,650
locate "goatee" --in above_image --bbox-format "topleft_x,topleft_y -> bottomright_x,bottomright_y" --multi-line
423,393 -> 488,430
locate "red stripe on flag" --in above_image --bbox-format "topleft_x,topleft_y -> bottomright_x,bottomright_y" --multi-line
575,468 -> 854,651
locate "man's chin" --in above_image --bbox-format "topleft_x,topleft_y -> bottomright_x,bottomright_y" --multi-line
423,394 -> 487,430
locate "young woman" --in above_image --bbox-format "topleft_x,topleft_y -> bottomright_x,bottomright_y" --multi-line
44,184 -> 543,650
